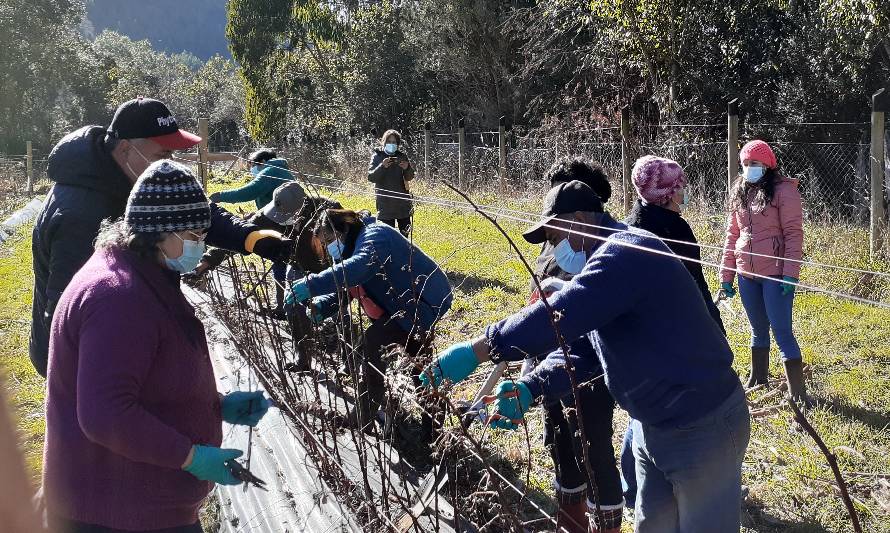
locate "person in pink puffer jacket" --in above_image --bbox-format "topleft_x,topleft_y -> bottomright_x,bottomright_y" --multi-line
719,140 -> 811,406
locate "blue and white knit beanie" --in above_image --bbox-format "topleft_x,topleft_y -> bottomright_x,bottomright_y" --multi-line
124,160 -> 211,233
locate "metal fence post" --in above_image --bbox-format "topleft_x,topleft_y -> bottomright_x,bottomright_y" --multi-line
871,88 -> 889,257
197,118 -> 209,189
458,118 -> 466,188
620,106 -> 633,212
727,99 -> 740,203
498,116 -> 507,195
424,122 -> 432,181
26,141 -> 33,194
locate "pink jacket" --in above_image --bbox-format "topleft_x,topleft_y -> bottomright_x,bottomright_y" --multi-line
720,177 -> 804,283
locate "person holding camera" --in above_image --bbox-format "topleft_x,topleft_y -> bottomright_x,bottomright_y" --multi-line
368,129 -> 414,236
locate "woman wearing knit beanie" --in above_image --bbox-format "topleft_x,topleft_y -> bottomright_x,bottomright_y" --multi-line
42,160 -> 271,532
719,140 -> 810,406
627,155 -> 725,333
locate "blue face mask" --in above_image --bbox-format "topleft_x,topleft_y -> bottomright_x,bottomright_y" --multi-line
743,165 -> 765,183
165,233 -> 206,274
552,237 -> 587,275
679,190 -> 689,210
327,238 -> 345,261
250,165 -> 260,177
384,143 -> 398,155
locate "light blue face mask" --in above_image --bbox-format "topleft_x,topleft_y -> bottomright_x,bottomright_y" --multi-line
552,237 -> 587,275
165,233 -> 206,274
384,143 -> 398,155
679,190 -> 689,210
743,165 -> 765,184
327,238 -> 345,261
250,165 -> 260,177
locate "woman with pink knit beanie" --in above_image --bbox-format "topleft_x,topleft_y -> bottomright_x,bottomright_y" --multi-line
719,140 -> 810,406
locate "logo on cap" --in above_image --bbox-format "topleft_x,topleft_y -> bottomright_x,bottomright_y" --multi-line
157,116 -> 177,128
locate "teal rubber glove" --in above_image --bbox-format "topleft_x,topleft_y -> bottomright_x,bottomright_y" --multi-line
221,391 -> 271,427
720,282 -> 736,298
418,341 -> 480,387
283,279 -> 311,312
781,276 -> 798,296
183,445 -> 243,485
489,381 -> 533,431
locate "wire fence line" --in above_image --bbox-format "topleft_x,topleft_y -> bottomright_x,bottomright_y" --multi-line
326,122 -> 887,226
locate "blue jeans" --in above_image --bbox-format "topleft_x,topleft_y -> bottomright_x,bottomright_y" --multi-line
621,424 -> 637,509
737,275 -> 801,361
632,384 -> 750,533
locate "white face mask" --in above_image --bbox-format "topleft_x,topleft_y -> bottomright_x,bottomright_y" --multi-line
552,237 -> 587,275
126,143 -> 154,180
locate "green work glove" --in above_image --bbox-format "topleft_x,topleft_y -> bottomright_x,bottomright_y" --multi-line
283,279 -> 311,313
489,381 -> 533,431
221,391 -> 271,427
183,445 -> 242,485
418,341 -> 479,387
720,282 -> 736,298
780,276 -> 798,296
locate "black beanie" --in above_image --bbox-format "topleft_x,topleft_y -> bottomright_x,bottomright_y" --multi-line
124,160 -> 211,233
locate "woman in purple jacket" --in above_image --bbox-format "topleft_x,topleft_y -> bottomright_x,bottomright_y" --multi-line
42,161 -> 270,533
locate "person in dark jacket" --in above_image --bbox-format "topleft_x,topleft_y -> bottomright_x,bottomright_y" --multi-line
367,129 -> 414,236
43,161 -> 270,533
209,149 -> 295,210
29,98 -> 296,377
421,181 -> 750,533
287,209 -> 452,430
527,165 -> 624,533
620,155 -> 727,511
626,155 -> 725,332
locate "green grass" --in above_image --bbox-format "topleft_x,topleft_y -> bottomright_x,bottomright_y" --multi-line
2,175 -> 888,531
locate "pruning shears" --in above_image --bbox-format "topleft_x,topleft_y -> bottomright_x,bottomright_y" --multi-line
225,459 -> 268,491
458,361 -> 508,428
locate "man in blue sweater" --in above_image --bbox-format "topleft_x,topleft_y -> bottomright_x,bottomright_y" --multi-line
421,181 -> 750,533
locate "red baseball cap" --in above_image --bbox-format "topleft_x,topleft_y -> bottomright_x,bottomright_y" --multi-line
108,97 -> 201,150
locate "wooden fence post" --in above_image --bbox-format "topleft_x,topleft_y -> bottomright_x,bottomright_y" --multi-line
424,122 -> 432,181
458,118 -> 466,188
25,141 -> 33,194
197,118 -> 209,189
727,99 -> 740,203
620,106 -> 633,212
498,116 -> 507,195
871,88 -> 889,258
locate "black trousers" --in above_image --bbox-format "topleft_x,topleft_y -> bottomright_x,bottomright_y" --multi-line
359,316 -> 429,417
49,516 -> 203,533
543,378 -> 624,507
379,217 -> 412,236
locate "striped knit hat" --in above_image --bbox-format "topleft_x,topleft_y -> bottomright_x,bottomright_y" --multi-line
124,160 -> 211,233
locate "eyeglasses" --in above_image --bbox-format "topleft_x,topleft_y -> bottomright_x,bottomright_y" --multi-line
174,230 -> 207,243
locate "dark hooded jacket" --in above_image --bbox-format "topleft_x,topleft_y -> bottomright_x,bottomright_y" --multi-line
625,199 -> 725,334
30,126 -> 257,376
367,148 -> 414,220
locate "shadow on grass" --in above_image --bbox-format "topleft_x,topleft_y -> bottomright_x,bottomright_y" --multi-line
743,505 -> 832,532
447,271 -> 521,295
822,395 -> 890,432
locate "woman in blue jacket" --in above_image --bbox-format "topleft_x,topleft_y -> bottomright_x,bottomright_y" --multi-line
287,209 -> 452,431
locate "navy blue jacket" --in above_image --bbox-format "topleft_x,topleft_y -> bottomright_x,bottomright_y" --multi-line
486,214 -> 740,427
30,126 -> 257,377
305,217 -> 451,333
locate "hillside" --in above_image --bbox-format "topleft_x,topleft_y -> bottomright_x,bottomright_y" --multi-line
84,0 -> 230,60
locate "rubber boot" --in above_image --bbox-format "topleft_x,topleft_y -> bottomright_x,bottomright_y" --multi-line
556,500 -> 588,533
783,358 -> 814,409
745,347 -> 770,388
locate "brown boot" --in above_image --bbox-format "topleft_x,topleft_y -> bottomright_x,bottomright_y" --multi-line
556,500 -> 588,533
746,347 -> 770,388
783,358 -> 814,409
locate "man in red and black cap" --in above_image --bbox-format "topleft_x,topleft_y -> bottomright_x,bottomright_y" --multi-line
29,98 -> 296,377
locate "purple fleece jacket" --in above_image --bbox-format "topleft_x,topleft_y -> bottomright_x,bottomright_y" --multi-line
42,247 -> 222,530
